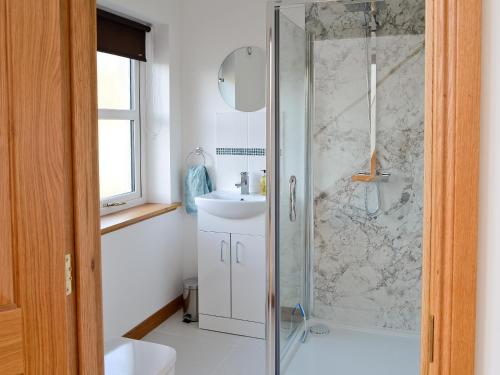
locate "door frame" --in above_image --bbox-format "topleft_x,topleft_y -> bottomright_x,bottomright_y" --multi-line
265,0 -> 482,374
421,1 -> 481,374
68,1 -> 104,373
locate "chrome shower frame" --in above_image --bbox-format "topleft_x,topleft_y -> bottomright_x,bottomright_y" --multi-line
304,30 -> 315,329
266,2 -> 315,374
265,5 -> 278,375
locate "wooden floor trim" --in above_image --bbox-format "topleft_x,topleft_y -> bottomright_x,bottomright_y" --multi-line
101,203 -> 181,235
123,295 -> 183,340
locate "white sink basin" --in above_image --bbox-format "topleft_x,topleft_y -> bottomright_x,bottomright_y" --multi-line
195,191 -> 266,219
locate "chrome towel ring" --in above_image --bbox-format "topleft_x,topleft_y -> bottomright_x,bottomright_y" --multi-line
185,147 -> 206,166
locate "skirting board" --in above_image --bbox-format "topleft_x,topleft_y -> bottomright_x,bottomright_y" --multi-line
123,295 -> 183,340
199,314 -> 265,339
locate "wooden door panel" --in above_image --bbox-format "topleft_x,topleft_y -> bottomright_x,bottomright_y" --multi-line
0,2 -> 22,374
0,0 -> 13,309
0,308 -> 24,374
5,0 -> 75,372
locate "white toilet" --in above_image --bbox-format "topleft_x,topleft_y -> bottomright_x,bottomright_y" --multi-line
104,338 -> 176,375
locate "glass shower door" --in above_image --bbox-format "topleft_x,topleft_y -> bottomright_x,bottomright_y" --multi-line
270,1 -> 426,374
275,6 -> 311,369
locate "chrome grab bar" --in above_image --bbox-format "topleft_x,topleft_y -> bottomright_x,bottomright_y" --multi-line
289,175 -> 297,222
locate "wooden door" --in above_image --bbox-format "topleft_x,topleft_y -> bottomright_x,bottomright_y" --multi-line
0,0 -> 75,372
0,0 -> 103,373
198,231 -> 231,318
231,234 -> 266,323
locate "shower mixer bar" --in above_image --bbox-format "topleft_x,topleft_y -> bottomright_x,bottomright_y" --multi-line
351,0 -> 391,183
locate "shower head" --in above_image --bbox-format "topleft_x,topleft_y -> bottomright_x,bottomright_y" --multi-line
339,0 -> 387,13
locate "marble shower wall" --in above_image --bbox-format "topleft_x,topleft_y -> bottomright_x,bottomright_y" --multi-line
306,0 -> 425,332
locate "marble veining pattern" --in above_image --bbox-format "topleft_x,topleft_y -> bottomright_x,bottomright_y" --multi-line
306,0 -> 425,40
306,0 -> 425,332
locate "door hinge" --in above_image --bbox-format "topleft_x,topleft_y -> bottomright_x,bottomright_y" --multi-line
65,254 -> 73,296
429,314 -> 435,363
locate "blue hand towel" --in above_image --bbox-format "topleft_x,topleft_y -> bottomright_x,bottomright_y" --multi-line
184,165 -> 213,215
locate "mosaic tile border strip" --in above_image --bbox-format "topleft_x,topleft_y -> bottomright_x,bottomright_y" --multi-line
216,148 -> 265,156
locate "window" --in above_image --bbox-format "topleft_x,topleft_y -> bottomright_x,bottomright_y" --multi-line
97,52 -> 143,213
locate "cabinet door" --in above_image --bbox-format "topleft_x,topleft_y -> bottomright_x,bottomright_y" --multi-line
198,231 -> 231,318
231,234 -> 266,323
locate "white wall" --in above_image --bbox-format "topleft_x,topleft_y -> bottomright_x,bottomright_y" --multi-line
476,0 -> 500,373
179,0 -> 268,278
101,211 -> 184,340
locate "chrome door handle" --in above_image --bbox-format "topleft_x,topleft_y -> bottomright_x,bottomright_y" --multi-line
289,175 -> 297,222
235,241 -> 242,264
220,240 -> 226,262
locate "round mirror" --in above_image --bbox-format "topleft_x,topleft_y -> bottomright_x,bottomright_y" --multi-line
218,46 -> 266,112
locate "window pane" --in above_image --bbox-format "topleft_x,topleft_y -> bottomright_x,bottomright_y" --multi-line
97,52 -> 131,110
99,120 -> 134,200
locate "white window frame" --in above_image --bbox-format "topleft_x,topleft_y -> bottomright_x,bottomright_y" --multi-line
98,57 -> 145,215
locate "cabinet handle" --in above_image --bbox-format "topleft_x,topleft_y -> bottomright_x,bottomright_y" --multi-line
220,240 -> 226,262
235,241 -> 242,264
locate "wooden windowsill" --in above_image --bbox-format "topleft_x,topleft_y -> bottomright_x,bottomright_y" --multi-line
101,202 -> 182,235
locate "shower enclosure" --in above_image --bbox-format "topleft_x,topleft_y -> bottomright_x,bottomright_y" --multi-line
267,1 -> 426,374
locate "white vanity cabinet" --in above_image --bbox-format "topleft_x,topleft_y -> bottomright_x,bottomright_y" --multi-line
197,230 -> 265,339
195,191 -> 266,339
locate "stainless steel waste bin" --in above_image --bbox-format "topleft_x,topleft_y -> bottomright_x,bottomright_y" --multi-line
182,277 -> 198,323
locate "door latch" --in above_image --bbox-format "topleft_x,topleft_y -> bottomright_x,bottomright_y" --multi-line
65,254 -> 72,296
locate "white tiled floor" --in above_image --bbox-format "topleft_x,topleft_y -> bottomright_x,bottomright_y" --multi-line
142,311 -> 266,375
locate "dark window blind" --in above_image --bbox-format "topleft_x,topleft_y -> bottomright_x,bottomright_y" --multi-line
97,9 -> 151,62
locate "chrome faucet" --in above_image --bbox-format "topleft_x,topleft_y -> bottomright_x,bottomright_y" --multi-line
235,172 -> 249,195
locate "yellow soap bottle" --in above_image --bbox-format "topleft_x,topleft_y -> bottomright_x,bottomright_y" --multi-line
260,170 -> 267,196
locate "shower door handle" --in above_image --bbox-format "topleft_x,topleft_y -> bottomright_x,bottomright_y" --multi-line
289,175 -> 297,222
